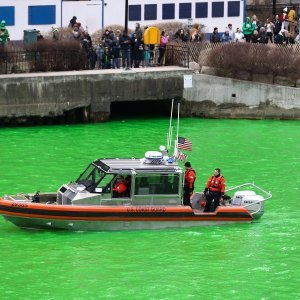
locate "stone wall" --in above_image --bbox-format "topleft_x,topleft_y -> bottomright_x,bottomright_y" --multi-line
182,74 -> 300,119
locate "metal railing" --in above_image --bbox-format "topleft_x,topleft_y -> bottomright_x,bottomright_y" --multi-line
0,49 -> 88,74
0,45 -> 191,74
2,41 -> 300,74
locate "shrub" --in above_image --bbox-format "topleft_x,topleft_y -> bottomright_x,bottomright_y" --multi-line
26,39 -> 87,72
205,43 -> 300,80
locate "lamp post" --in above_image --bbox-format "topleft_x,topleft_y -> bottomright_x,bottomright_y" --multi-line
125,0 -> 128,31
101,0 -> 105,31
272,0 -> 276,17
61,0 -> 63,27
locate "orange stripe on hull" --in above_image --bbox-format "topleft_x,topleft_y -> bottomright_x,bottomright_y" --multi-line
0,199 -> 250,213
0,198 -> 253,223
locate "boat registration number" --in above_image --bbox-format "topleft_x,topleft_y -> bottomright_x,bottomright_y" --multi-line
11,202 -> 28,208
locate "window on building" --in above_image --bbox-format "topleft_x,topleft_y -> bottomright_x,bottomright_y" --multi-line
144,4 -> 157,21
228,1 -> 240,17
28,5 -> 56,25
179,3 -> 192,19
162,3 -> 175,20
129,5 -> 141,21
195,2 -> 208,18
0,6 -> 15,26
212,2 -> 224,18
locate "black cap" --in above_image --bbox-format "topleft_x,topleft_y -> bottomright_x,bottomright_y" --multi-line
184,162 -> 191,168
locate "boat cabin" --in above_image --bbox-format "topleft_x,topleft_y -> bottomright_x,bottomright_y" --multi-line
57,153 -> 183,206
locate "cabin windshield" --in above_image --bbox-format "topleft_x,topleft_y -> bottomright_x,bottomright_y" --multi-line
76,164 -> 106,190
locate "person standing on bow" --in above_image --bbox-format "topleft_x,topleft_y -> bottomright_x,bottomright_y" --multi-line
183,162 -> 196,206
203,168 -> 225,212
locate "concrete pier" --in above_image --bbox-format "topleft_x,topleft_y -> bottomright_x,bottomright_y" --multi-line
0,67 -> 191,124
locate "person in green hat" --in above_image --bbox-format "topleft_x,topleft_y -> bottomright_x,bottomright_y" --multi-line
0,20 -> 10,46
242,17 -> 255,43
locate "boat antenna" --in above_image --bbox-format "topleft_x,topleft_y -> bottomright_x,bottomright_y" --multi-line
167,98 -> 174,151
174,102 -> 180,157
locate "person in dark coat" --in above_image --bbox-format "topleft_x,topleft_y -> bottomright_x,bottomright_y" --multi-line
119,30 -> 131,69
210,27 -> 220,43
68,16 -> 77,28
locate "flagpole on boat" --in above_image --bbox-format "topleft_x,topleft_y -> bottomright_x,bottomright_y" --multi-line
174,102 -> 180,157
167,98 -> 174,151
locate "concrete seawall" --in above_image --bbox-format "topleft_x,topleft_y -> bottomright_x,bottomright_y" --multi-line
0,67 -> 191,124
1,69 -> 300,125
182,74 -> 300,119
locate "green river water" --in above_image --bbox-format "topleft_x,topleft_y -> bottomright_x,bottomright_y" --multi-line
0,118 -> 299,300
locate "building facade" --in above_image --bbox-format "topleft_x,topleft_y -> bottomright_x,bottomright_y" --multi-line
0,0 -> 245,40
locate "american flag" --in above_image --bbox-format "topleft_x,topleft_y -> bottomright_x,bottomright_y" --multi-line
175,151 -> 187,162
177,136 -> 192,151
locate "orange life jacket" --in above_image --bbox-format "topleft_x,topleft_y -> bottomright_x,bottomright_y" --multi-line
113,182 -> 127,196
206,175 -> 225,193
184,168 -> 196,189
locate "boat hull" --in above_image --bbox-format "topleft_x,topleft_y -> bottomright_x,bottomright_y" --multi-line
0,199 -> 253,231
3,216 -> 251,231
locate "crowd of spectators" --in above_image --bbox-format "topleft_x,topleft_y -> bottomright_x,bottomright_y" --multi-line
66,16 -> 171,70
210,7 -> 299,45
64,8 -> 300,70
1,8 -> 300,71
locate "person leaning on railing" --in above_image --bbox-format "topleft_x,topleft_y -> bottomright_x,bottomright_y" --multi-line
158,31 -> 169,66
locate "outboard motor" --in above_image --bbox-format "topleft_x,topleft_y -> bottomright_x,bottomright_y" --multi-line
232,190 -> 264,218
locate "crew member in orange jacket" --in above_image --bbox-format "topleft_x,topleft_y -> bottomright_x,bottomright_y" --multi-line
183,162 -> 196,206
112,175 -> 127,197
203,168 -> 225,212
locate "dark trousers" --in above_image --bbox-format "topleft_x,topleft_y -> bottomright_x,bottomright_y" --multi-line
158,47 -> 166,65
183,187 -> 192,206
244,34 -> 252,43
121,48 -> 131,68
204,191 -> 222,212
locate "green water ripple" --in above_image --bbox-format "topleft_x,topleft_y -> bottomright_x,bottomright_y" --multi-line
0,119 -> 299,299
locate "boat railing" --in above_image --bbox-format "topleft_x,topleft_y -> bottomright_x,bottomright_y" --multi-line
225,182 -> 272,215
5,194 -> 28,201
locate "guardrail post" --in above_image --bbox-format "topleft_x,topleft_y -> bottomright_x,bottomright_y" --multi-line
187,46 -> 190,68
6,50 -> 8,74
34,50 -> 37,71
172,45 -> 174,66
